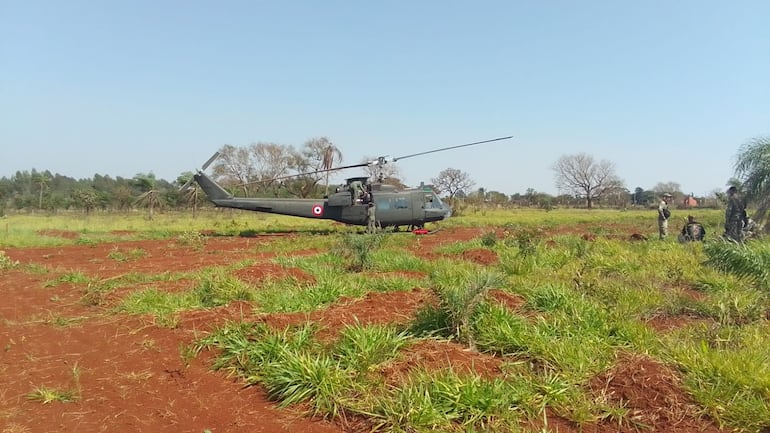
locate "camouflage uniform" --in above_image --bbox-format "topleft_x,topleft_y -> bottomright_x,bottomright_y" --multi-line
658,196 -> 671,240
724,189 -> 745,242
366,202 -> 377,234
680,218 -> 705,241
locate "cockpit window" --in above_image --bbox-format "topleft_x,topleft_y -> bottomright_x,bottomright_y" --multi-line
424,193 -> 444,209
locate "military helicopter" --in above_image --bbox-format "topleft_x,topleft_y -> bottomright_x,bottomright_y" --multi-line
182,136 -> 513,231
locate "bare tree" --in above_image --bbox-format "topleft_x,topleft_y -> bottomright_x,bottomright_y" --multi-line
431,168 -> 475,200
321,141 -> 343,195
284,137 -> 336,198
249,142 -> 295,194
212,144 -> 256,195
652,181 -> 682,197
552,153 -> 624,209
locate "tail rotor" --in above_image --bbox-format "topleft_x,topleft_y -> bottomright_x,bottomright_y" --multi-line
179,151 -> 220,191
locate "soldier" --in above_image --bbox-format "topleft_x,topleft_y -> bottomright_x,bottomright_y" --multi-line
366,202 -> 377,234
724,186 -> 746,242
679,215 -> 705,242
658,193 -> 672,240
349,179 -> 365,203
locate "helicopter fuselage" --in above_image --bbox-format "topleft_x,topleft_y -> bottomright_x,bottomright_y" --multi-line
193,172 -> 451,229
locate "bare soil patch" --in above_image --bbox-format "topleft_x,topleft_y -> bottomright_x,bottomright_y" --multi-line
0,227 -> 723,432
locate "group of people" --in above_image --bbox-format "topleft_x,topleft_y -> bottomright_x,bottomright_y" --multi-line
657,186 -> 752,243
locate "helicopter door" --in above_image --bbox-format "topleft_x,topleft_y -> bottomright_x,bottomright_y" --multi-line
376,195 -> 412,227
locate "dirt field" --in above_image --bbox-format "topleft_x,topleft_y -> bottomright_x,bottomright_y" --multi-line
0,227 -> 724,433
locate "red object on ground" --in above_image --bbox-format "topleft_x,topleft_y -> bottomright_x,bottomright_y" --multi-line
413,229 -> 429,235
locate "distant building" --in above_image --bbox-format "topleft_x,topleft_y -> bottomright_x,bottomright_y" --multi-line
683,195 -> 698,207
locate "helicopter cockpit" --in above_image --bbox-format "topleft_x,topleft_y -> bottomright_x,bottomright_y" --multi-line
422,189 -> 452,220
423,190 -> 444,209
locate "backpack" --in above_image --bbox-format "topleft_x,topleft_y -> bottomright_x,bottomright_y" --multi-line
662,208 -> 671,219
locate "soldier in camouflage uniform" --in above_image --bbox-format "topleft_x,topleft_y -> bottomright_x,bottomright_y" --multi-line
658,193 -> 672,240
366,202 -> 377,234
680,215 -> 705,242
724,186 -> 746,243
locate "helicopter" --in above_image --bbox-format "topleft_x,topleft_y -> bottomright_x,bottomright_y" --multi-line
182,136 -> 513,231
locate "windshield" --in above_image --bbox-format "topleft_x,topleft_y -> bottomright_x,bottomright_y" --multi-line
424,192 -> 445,209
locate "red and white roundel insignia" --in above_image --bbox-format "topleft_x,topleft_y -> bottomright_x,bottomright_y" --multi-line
312,205 -> 323,216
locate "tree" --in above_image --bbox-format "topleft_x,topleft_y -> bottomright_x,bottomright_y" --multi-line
652,181 -> 682,201
321,141 -> 343,196
486,190 -> 509,206
133,173 -> 162,219
284,137 -> 335,198
431,168 -> 475,200
177,172 -> 202,217
250,142 -> 295,194
71,189 -> 98,214
552,153 -> 624,209
212,144 -> 256,195
31,171 -> 50,210
734,135 -> 770,230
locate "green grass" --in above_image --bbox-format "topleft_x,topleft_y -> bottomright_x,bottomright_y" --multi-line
26,385 -> 78,404
4,207 -> 769,432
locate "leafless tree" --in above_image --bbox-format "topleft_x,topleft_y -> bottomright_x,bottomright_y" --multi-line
284,137 -> 337,198
249,142 -> 295,193
212,144 -> 256,195
321,140 -> 343,195
652,181 -> 682,199
431,168 -> 475,200
552,153 -> 624,209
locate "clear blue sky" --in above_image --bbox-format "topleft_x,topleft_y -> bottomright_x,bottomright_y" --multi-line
2,0 -> 768,197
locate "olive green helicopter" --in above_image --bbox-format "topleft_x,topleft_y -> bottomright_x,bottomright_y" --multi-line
181,136 -> 512,231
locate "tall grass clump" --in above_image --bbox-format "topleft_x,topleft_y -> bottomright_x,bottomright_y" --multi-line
192,269 -> 254,307
367,369 -> 522,432
665,322 -> 770,432
475,284 -> 636,381
255,267 -> 361,313
197,322 -> 353,419
261,351 -> 351,418
430,269 -> 504,350
334,233 -> 385,272
704,240 -> 770,290
0,250 -> 19,269
333,322 -> 411,374
196,322 -> 318,377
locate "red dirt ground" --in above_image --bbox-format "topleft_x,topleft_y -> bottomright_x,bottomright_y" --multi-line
0,227 -> 724,432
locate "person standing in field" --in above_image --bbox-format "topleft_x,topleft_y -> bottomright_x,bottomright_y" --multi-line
724,186 -> 747,243
658,193 -> 672,240
366,202 -> 377,234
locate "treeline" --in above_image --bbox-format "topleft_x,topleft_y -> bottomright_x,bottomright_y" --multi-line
0,138 -> 720,216
0,169 -> 185,215
0,167 -> 715,217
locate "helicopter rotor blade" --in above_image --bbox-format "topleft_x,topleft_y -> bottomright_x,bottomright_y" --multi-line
201,151 -> 220,171
392,136 -> 513,162
233,161 -> 372,188
179,151 -> 221,191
